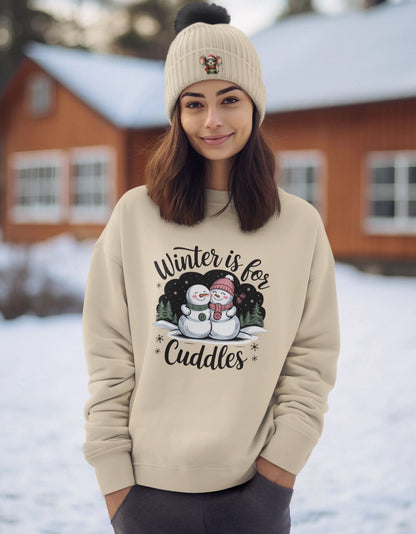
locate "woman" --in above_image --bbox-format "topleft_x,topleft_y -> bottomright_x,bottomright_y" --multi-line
82,4 -> 340,533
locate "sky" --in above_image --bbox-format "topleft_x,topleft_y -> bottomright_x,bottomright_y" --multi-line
32,0 -> 350,37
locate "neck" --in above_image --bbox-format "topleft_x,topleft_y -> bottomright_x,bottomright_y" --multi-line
204,158 -> 233,191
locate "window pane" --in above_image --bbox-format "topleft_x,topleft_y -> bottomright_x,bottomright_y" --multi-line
71,155 -> 108,210
279,161 -> 319,207
305,166 -> 315,184
14,160 -> 59,214
30,77 -> 52,115
372,200 -> 395,217
408,201 -> 416,217
372,166 -> 395,184
281,167 -> 292,186
408,166 -> 416,184
94,161 -> 102,176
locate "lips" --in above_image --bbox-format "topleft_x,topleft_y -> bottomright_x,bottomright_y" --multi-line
201,134 -> 233,145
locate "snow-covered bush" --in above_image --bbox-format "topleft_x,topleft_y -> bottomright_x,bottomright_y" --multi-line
0,235 -> 94,320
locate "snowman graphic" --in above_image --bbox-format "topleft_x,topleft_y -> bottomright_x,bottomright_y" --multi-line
209,275 -> 242,341
154,269 -> 267,345
178,284 -> 212,339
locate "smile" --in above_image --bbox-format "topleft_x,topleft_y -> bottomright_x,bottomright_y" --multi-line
201,134 -> 233,145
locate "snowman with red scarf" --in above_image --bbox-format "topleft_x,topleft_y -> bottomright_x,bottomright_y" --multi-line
209,275 -> 242,341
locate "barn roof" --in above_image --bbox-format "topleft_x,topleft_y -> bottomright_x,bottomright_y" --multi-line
24,42 -> 166,128
20,1 -> 416,127
253,1 -> 416,113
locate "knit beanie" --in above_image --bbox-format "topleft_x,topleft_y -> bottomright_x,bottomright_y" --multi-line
210,274 -> 235,297
165,3 -> 266,124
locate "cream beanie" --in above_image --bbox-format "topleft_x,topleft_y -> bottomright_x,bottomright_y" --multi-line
164,3 -> 266,124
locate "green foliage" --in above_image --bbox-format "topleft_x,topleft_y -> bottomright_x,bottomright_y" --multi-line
239,307 -> 263,328
157,299 -> 176,323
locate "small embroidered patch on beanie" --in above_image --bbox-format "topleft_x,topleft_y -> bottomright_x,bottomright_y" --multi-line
200,54 -> 222,74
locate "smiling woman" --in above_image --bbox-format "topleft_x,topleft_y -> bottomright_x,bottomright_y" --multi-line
179,80 -> 253,174
82,3 -> 340,534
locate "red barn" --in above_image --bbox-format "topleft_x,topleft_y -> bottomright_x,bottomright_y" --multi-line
1,1 -> 415,270
0,44 -> 166,242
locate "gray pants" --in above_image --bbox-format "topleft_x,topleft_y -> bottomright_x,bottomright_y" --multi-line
111,472 -> 293,534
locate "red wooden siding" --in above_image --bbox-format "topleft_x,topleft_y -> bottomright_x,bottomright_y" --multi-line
262,98 -> 416,261
1,57 -> 415,263
1,60 -> 127,243
126,128 -> 165,190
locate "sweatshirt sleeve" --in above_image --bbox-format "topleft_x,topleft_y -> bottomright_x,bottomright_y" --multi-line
82,199 -> 136,495
260,214 -> 340,475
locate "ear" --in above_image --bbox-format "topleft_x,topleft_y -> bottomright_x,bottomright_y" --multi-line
216,57 -> 222,65
200,56 -> 206,65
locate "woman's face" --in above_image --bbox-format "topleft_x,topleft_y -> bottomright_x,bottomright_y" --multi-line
179,80 -> 254,163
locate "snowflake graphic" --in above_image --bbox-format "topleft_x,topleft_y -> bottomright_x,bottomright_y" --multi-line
251,355 -> 258,362
156,334 -> 164,343
155,348 -> 161,355
250,343 -> 259,352
156,282 -> 162,288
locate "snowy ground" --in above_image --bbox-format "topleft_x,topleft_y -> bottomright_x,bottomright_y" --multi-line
0,236 -> 415,533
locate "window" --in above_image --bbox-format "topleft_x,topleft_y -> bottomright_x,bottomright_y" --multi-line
27,74 -> 54,116
277,151 -> 325,213
70,147 -> 114,222
365,152 -> 416,234
11,151 -> 65,222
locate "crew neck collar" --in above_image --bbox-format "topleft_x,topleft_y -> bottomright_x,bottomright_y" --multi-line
205,188 -> 231,205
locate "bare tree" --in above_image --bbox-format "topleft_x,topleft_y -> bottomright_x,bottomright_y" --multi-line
111,0 -> 205,60
0,0 -> 86,91
277,0 -> 316,20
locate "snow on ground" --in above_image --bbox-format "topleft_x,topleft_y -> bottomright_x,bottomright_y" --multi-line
0,236 -> 415,533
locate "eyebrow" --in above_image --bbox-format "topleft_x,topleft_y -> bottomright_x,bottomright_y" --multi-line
180,85 -> 242,99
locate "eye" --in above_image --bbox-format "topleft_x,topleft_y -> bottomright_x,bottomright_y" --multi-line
185,101 -> 203,109
223,96 -> 239,105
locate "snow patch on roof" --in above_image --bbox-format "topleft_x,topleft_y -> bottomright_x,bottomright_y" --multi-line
252,2 -> 416,113
25,42 -> 168,128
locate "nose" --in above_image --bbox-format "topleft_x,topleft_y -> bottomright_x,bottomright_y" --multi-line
204,105 -> 223,129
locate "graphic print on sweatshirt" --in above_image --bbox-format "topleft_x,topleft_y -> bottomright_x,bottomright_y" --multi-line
152,246 -> 269,371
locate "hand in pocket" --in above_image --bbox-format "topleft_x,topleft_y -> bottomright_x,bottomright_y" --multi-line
105,486 -> 134,520
255,456 -> 296,489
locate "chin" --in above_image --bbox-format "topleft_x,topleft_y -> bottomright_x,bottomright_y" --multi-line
198,146 -> 240,161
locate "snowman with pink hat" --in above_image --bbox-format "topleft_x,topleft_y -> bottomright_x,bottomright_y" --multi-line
209,274 -> 242,341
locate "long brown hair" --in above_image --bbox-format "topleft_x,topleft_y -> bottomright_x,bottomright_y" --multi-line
146,104 -> 280,232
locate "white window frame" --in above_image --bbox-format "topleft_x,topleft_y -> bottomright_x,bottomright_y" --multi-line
27,73 -> 54,116
364,151 -> 416,235
10,150 -> 67,223
69,146 -> 115,223
276,150 -> 326,219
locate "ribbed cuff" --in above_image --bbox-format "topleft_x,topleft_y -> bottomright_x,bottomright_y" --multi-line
93,451 -> 136,495
260,423 -> 317,475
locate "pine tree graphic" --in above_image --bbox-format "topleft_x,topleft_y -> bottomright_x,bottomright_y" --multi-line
252,303 -> 263,327
165,301 -> 174,322
157,301 -> 166,321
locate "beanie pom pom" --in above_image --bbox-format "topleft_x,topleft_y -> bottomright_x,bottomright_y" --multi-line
174,3 -> 231,35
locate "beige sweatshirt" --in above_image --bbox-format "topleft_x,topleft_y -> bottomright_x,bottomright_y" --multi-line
82,186 -> 340,495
